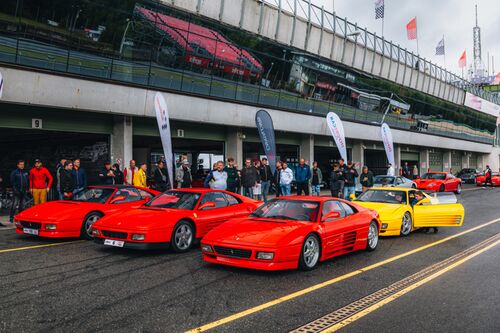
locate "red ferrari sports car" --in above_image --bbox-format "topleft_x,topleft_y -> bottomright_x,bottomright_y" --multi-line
91,189 -> 261,251
15,185 -> 159,239
414,172 -> 462,193
201,196 -> 381,271
475,172 -> 500,186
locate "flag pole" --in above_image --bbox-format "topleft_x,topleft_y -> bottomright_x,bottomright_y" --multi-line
415,16 -> 419,54
443,35 -> 446,68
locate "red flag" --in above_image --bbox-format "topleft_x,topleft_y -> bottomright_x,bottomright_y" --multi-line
459,50 -> 467,68
406,18 -> 417,40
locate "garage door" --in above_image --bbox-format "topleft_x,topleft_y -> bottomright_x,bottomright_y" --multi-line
451,152 -> 462,173
429,151 -> 444,172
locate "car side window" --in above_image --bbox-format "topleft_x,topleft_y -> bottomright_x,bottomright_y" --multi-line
138,189 -> 153,200
112,188 -> 142,204
200,192 -> 228,209
322,200 -> 345,221
223,193 -> 240,206
339,202 -> 355,216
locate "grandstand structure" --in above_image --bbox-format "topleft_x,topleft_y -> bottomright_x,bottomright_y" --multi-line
134,5 -> 263,81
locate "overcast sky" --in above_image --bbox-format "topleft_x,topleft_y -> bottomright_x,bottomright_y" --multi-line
312,0 -> 500,77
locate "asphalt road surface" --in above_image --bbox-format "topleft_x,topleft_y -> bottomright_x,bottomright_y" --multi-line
0,185 -> 499,333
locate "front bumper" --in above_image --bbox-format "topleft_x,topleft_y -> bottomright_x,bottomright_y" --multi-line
94,238 -> 170,250
201,242 -> 300,271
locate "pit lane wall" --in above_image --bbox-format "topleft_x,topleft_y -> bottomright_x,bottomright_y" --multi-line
160,0 -> 490,107
0,65 -> 495,169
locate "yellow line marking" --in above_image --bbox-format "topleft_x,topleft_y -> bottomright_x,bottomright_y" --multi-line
185,218 -> 500,333
0,240 -> 85,253
322,239 -> 500,332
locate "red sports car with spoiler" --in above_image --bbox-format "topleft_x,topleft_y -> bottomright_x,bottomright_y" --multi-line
414,172 -> 462,193
201,196 -> 381,271
15,186 -> 159,239
91,189 -> 261,251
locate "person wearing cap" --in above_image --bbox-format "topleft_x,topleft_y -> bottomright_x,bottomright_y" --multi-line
175,159 -> 192,188
29,159 -> 53,205
133,163 -> 148,188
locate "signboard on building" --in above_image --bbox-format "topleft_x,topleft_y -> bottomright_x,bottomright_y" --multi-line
464,92 -> 500,117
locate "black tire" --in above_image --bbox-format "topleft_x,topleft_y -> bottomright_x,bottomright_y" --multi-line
400,212 -> 412,237
439,184 -> 445,192
455,183 -> 462,194
171,220 -> 194,253
411,184 -> 416,189
366,221 -> 379,251
81,212 -> 103,240
298,234 -> 321,271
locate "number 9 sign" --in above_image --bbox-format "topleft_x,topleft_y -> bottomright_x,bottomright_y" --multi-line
32,118 -> 43,129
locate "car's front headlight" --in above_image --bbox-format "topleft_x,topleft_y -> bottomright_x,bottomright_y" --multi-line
256,252 -> 274,260
132,234 -> 145,241
45,224 -> 57,230
92,229 -> 101,237
201,244 -> 213,253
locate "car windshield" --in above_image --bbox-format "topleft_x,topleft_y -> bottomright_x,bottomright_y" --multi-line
73,188 -> 115,203
421,173 -> 446,180
373,176 -> 395,184
250,199 -> 319,222
146,191 -> 200,210
356,190 -> 407,204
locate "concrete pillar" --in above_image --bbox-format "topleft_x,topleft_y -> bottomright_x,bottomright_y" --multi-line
110,115 -> 133,166
351,141 -> 364,171
394,144 -> 401,175
300,134 -> 314,164
443,151 -> 452,173
226,128 -> 243,167
419,149 -> 429,176
463,152 -> 470,169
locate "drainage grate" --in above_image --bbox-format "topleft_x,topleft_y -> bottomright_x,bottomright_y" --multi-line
290,233 -> 500,333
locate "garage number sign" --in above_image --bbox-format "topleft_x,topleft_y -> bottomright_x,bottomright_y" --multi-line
32,118 -> 43,129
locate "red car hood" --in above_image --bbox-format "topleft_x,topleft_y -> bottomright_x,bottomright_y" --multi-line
93,207 -> 189,231
16,201 -> 94,221
203,217 -> 309,247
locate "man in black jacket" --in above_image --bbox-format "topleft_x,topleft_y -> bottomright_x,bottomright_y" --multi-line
343,160 -> 359,200
273,161 -> 283,197
240,159 -> 259,198
259,158 -> 273,202
60,160 -> 75,200
9,160 -> 29,223
154,160 -> 170,192
329,163 -> 342,198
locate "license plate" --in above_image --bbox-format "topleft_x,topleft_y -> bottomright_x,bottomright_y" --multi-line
23,228 -> 39,235
104,239 -> 124,247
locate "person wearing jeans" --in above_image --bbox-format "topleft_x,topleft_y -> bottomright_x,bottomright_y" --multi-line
9,160 -> 29,223
259,157 -> 272,202
295,159 -> 311,195
310,161 -> 322,196
279,162 -> 293,196
240,159 -> 259,199
343,160 -> 359,201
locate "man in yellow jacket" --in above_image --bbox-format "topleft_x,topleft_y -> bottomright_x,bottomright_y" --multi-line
133,163 -> 148,188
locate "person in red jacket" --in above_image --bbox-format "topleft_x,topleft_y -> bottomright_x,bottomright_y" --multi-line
29,159 -> 53,205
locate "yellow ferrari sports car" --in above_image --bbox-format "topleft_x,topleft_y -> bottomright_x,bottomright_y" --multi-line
352,187 -> 464,236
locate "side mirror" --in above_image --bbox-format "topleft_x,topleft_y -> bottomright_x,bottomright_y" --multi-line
199,201 -> 216,210
110,195 -> 126,204
322,211 -> 341,221
349,193 -> 356,200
